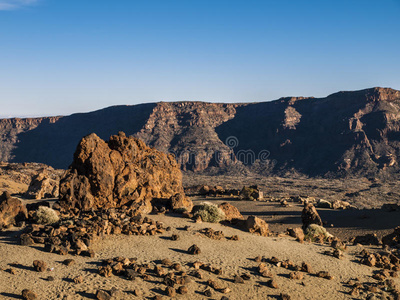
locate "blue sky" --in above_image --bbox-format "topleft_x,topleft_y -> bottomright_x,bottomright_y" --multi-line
0,0 -> 399,117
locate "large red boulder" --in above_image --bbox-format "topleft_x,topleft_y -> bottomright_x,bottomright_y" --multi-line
59,132 -> 192,214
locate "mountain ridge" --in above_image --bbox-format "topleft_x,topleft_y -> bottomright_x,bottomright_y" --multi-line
1,87 -> 400,178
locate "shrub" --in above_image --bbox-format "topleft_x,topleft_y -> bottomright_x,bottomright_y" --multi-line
304,224 -> 333,242
33,206 -> 60,225
193,202 -> 225,223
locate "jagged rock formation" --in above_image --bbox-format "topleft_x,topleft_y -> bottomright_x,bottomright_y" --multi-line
25,169 -> 60,199
58,132 -> 192,214
0,162 -> 63,196
1,87 -> 400,177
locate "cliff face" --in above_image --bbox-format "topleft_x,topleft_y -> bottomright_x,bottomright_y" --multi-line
135,102 -> 240,171
1,87 -> 400,178
0,117 -> 60,163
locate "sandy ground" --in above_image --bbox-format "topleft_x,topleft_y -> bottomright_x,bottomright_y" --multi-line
0,213 -> 395,300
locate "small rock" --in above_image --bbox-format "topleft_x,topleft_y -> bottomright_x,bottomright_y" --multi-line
317,271 -> 333,280
255,256 -> 262,263
73,275 -> 83,284
349,287 -> 359,297
110,287 -> 123,298
171,234 -> 179,241
220,287 -> 231,294
177,286 -> 188,294
193,261 -> 202,269
234,275 -> 244,283
172,263 -> 181,271
161,258 -> 173,266
63,259 -> 75,266
132,289 -> 142,296
268,279 -> 278,289
22,289 -> 37,300
20,234 -> 35,246
7,268 -> 17,275
192,270 -> 203,279
33,260 -> 47,272
96,290 -> 111,300
230,235 -> 239,241
287,227 -> 305,243
204,289 -> 212,297
165,286 -> 176,297
188,244 -> 201,255
289,271 -> 303,280
301,262 -> 313,273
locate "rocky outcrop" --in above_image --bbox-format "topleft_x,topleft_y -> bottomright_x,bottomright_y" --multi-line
0,191 -> 27,229
301,203 -> 323,230
59,132 -> 191,214
0,162 -> 63,196
25,169 -> 60,199
1,87 -> 400,178
382,227 -> 400,247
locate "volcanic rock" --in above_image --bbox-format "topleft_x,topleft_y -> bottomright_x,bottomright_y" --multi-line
287,227 -> 305,243
0,191 -> 28,229
217,202 -> 243,221
240,186 -> 263,201
382,227 -> 400,247
96,290 -> 111,300
289,271 -> 304,280
25,169 -> 60,199
165,287 -> 176,297
59,132 -> 192,214
22,289 -> 37,300
63,259 -> 75,266
244,216 -> 269,236
188,244 -> 201,255
301,203 -> 323,230
353,233 -> 381,246
33,260 -> 47,272
267,279 -> 278,289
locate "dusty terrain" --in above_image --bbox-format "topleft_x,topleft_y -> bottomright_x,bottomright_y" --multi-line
1,165 -> 400,299
0,212 -> 394,300
183,173 -> 400,209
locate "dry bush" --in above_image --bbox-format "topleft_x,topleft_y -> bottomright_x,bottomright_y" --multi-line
304,224 -> 333,242
34,206 -> 60,225
193,202 -> 226,223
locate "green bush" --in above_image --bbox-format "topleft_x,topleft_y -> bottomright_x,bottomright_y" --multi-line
193,202 -> 226,223
304,224 -> 333,242
34,206 -> 60,225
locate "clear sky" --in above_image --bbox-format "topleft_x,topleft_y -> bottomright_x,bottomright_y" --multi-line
0,0 -> 399,118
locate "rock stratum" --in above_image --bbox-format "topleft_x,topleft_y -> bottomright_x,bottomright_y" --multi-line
2,87 -> 400,178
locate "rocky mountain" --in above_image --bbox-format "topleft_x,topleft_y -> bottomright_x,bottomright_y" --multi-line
1,87 -> 400,178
